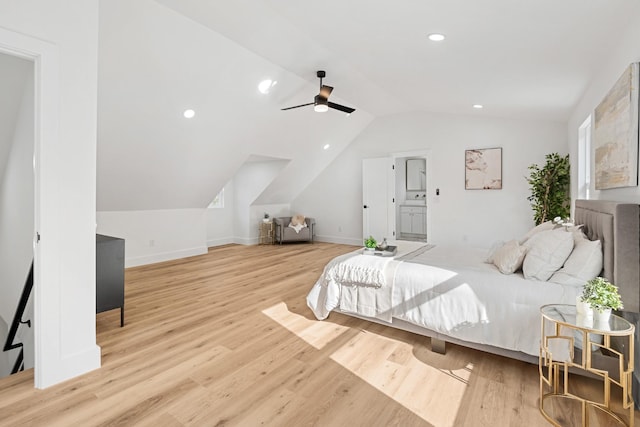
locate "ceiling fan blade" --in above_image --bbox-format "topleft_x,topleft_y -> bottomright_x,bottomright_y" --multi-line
328,102 -> 355,114
319,85 -> 333,99
281,102 -> 314,111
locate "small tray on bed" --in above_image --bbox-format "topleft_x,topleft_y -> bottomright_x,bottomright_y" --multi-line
373,245 -> 397,257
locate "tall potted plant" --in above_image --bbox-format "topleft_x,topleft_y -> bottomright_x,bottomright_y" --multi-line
526,153 -> 570,225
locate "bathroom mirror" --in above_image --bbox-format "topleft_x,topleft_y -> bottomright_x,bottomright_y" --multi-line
406,159 -> 426,191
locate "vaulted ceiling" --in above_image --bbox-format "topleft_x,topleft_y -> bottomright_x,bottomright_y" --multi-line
0,53 -> 31,182
96,0 -> 639,211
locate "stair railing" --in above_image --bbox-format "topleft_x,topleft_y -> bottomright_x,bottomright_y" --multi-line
3,261 -> 33,374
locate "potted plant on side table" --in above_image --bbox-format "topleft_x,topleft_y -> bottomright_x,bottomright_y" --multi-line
579,277 -> 624,324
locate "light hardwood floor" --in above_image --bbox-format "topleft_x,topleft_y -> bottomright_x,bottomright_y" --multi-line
0,242 -> 637,426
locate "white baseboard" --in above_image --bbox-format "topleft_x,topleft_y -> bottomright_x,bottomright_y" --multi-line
36,344 -> 101,389
125,246 -> 208,268
233,237 -> 259,245
314,235 -> 362,246
206,237 -> 235,247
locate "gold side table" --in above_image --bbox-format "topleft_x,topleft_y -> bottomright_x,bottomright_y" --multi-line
259,221 -> 274,245
540,304 -> 635,426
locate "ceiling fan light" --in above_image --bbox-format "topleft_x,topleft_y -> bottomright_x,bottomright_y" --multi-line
314,95 -> 329,112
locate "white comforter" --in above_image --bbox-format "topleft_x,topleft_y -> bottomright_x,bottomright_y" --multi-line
306,242 -> 582,356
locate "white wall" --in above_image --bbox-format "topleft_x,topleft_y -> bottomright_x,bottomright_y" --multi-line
0,58 -> 32,325
233,160 -> 289,244
206,179 -> 290,248
97,209 -> 208,268
568,11 -> 640,203
206,181 -> 236,247
293,111 -> 568,247
98,160 -> 293,267
0,0 -> 101,388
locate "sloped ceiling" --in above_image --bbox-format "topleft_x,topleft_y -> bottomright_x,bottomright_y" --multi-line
0,53 -> 31,182
97,0 -> 373,211
97,0 -> 639,211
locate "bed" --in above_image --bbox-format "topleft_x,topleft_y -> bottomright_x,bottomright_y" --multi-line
307,199 -> 640,392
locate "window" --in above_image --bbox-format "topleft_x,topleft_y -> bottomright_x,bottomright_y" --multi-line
208,188 -> 224,208
578,116 -> 592,199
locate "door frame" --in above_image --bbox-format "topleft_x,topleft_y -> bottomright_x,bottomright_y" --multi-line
0,26 -> 59,388
392,150 -> 432,242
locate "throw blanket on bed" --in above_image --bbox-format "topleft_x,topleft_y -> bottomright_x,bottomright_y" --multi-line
308,242 -> 428,322
325,253 -> 390,287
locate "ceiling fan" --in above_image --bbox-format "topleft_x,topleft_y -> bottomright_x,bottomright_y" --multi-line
281,70 -> 355,114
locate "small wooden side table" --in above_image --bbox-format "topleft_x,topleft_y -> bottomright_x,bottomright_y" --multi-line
539,304 -> 634,426
259,221 -> 274,245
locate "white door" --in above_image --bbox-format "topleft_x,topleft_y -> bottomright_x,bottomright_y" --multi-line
363,158 -> 393,242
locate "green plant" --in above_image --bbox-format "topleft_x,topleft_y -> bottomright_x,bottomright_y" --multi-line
580,277 -> 624,312
526,153 -> 570,225
264,212 -> 269,219
364,235 -> 377,249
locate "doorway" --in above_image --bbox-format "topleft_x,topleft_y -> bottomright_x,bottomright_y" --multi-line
0,52 -> 35,379
362,154 -> 430,244
395,156 -> 427,242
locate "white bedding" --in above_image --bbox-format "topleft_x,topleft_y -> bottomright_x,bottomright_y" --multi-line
306,242 -> 582,356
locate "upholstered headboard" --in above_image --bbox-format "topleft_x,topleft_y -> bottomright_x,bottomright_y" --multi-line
574,199 -> 640,312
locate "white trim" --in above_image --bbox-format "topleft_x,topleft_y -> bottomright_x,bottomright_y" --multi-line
233,237 -> 259,246
0,26 -> 70,389
391,150 -> 432,243
207,237 -> 235,248
577,116 -> 592,200
125,246 -> 208,268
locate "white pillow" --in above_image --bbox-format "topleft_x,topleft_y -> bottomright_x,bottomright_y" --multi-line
485,240 -> 505,264
522,229 -> 574,281
549,234 -> 603,286
492,240 -> 527,274
519,221 -> 557,244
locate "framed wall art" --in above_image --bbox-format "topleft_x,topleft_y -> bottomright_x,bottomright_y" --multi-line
593,62 -> 639,190
465,147 -> 502,190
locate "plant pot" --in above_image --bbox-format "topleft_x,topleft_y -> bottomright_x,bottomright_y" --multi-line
263,218 -> 270,223
594,308 -> 612,329
575,297 -> 592,317
364,247 -> 375,254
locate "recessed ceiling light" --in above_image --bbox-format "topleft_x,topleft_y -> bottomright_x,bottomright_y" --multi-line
428,33 -> 446,42
183,109 -> 195,118
258,79 -> 277,94
472,104 -> 483,109
323,144 -> 330,150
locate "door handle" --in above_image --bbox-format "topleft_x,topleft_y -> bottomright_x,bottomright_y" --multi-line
363,205 -> 368,209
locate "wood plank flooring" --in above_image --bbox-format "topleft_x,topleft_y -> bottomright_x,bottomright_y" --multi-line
0,242 -> 637,426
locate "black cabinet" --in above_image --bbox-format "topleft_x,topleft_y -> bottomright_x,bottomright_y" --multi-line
96,234 -> 125,327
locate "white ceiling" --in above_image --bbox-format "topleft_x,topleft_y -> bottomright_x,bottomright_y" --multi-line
156,0 -> 639,121
96,0 -> 639,211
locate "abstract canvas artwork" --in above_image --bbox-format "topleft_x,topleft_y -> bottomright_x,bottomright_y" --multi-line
594,62 -> 639,190
465,148 -> 502,190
